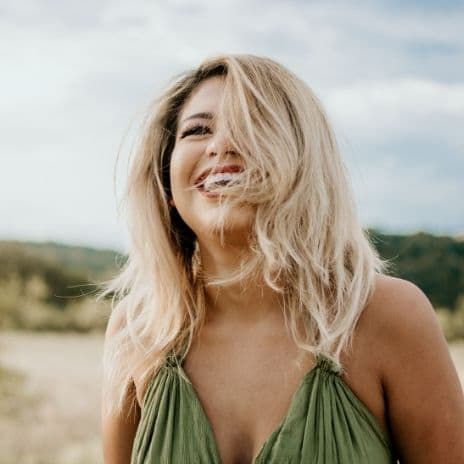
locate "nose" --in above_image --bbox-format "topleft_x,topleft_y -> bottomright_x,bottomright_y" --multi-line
205,128 -> 237,158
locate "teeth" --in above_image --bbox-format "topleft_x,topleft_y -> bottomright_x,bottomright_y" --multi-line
203,172 -> 241,191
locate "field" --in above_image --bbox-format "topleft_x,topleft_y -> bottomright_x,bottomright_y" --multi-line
1,331 -> 464,464
0,332 -> 103,464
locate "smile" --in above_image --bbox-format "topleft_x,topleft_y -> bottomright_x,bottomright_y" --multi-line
196,183 -> 223,198
196,171 -> 242,198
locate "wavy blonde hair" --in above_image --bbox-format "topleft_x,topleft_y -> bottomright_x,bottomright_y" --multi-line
100,54 -> 388,419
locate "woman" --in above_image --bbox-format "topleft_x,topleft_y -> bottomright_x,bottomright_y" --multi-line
101,54 -> 464,463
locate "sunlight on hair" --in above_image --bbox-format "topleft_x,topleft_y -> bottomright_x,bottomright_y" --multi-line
97,54 -> 391,418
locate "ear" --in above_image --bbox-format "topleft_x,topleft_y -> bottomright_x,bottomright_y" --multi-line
169,198 -> 176,207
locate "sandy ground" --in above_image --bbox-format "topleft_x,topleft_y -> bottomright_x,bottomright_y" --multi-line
0,331 -> 463,464
0,332 -> 104,464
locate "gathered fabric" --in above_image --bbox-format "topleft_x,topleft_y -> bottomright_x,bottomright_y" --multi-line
131,353 -> 396,463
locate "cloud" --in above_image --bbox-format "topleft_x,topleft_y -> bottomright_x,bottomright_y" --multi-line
1,0 -> 463,248
325,79 -> 464,148
352,152 -> 464,235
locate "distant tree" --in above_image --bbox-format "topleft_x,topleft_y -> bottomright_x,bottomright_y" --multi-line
369,229 -> 464,310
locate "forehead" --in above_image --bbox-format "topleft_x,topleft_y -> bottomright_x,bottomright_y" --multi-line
178,76 -> 225,124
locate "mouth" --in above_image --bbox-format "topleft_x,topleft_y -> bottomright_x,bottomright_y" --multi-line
194,164 -> 244,187
197,185 -> 220,198
197,169 -> 243,196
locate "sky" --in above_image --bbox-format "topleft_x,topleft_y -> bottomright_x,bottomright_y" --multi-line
1,0 -> 463,252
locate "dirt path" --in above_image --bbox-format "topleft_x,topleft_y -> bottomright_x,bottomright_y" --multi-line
0,332 -> 463,464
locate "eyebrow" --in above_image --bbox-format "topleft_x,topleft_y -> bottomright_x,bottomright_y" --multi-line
180,112 -> 214,125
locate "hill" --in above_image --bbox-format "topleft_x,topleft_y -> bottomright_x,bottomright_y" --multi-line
0,240 -> 124,332
0,232 -> 463,336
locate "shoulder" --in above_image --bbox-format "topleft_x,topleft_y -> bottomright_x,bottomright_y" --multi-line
364,274 -> 439,347
363,274 -> 464,462
364,274 -> 455,375
363,273 -> 455,385
354,274 -> 441,366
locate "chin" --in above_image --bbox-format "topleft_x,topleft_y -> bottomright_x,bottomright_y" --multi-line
195,211 -> 254,244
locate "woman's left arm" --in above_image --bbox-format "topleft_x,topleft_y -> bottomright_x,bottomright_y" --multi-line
379,279 -> 464,463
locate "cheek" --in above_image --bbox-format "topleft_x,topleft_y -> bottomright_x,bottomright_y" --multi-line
169,148 -> 195,201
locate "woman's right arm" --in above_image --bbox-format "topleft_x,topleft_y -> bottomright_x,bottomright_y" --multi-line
101,380 -> 141,464
101,312 -> 141,464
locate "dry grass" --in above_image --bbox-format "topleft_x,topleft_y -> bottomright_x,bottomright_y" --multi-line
0,331 -> 463,464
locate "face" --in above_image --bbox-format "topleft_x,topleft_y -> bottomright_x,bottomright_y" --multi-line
169,76 -> 254,244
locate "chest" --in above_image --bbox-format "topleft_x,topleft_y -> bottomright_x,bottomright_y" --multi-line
135,327 -> 389,464
180,332 -> 318,463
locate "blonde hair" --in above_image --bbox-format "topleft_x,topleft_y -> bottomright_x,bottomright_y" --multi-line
99,54 -> 389,418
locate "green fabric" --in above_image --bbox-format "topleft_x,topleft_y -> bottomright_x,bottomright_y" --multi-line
131,353 -> 396,463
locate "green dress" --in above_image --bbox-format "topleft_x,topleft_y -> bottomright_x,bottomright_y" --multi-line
131,353 -> 396,463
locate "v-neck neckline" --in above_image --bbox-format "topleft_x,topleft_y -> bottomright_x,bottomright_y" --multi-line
172,354 -> 339,464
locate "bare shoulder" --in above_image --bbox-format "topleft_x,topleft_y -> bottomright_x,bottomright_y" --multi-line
361,274 -> 442,346
364,274 -> 464,463
351,274 -> 444,370
365,274 -> 455,374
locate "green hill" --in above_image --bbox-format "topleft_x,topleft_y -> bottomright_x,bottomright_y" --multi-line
0,240 -> 124,281
0,240 -> 124,332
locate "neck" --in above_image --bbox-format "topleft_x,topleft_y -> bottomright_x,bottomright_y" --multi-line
196,238 -> 284,327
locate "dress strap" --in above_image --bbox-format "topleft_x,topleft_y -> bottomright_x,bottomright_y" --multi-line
315,353 -> 343,375
165,350 -> 180,367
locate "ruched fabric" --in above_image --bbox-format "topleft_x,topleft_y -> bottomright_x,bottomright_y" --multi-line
131,354 -> 396,463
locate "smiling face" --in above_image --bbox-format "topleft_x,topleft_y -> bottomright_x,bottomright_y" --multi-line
169,76 -> 255,244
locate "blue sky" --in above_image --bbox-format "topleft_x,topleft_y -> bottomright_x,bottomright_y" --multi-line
1,0 -> 463,252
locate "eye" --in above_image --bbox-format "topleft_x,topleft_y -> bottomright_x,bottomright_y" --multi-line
179,124 -> 212,139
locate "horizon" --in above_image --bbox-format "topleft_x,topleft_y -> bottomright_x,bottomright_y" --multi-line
1,226 -> 463,255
